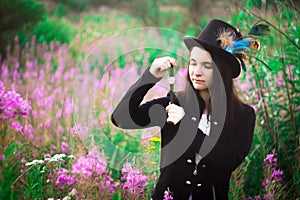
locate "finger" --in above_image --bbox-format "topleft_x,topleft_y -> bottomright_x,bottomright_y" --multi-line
166,116 -> 176,124
164,60 -> 171,69
166,103 -> 175,112
160,62 -> 170,72
167,116 -> 179,125
167,57 -> 177,67
166,107 -> 177,114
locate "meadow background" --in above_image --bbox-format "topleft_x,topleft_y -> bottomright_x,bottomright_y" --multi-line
0,0 -> 299,199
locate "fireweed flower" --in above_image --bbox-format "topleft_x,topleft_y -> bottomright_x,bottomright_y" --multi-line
61,142 -> 72,154
44,118 -> 52,128
99,175 -> 115,194
23,124 -> 34,140
262,153 -> 284,198
55,168 -> 77,189
246,153 -> 284,200
264,153 -> 275,165
121,163 -> 147,195
271,169 -> 283,181
11,121 -> 23,132
71,154 -> 107,179
0,81 -> 4,96
0,83 -> 32,120
163,188 -> 173,200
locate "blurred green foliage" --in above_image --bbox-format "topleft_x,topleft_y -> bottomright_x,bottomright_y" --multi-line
33,16 -> 75,45
52,0 -> 91,11
0,143 -> 25,199
0,0 -> 45,57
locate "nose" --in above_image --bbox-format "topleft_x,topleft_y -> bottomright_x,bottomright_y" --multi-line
194,67 -> 203,75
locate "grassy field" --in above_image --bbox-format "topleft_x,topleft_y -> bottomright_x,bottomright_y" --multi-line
0,1 -> 299,199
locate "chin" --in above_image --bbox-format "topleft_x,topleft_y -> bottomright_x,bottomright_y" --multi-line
193,84 -> 208,90
193,85 -> 208,91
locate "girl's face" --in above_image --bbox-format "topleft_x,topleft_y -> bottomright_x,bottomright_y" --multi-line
188,47 -> 214,91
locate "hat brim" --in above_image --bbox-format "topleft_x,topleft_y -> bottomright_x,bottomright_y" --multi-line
183,36 -> 241,78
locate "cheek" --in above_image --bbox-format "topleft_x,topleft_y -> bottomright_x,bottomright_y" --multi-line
207,73 -> 214,84
188,67 -> 194,77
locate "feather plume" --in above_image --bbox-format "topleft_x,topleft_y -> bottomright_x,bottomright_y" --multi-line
234,53 -> 249,71
249,40 -> 260,50
249,21 -> 270,36
217,29 -> 234,49
224,38 -> 261,54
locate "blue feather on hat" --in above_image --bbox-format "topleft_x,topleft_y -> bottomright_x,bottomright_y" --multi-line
217,21 -> 270,72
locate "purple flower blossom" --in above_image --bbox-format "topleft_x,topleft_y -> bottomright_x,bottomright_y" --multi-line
55,168 -> 77,189
0,84 -> 32,120
6,45 -> 11,52
271,169 -> 283,181
264,153 -> 275,165
23,124 -> 34,140
61,142 -> 72,154
44,154 -> 51,159
72,154 -> 107,179
262,153 -> 284,198
63,97 -> 73,116
100,175 -> 115,194
14,36 -> 19,43
57,125 -> 64,134
11,121 -> 23,132
44,118 -> 52,128
0,81 -> 5,96
163,188 -> 173,200
121,163 -> 147,195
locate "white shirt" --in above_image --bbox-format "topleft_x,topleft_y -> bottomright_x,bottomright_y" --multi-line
198,114 -> 211,136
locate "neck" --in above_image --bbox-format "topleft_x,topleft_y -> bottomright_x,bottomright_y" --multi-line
199,90 -> 210,115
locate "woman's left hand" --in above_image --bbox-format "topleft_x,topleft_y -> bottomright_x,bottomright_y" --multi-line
166,104 -> 185,125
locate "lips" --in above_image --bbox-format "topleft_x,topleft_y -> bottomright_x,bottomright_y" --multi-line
193,79 -> 205,84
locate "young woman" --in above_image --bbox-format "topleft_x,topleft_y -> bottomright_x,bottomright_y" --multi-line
111,19 -> 256,200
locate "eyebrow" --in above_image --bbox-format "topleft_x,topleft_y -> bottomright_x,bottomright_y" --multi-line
190,58 -> 212,65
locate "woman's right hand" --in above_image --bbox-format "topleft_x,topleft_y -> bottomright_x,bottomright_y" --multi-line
150,56 -> 177,78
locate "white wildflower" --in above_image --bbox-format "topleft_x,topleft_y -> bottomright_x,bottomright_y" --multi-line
25,160 -> 44,166
40,166 -> 47,173
62,196 -> 71,200
68,188 -> 77,196
67,155 -> 75,159
49,154 -> 66,162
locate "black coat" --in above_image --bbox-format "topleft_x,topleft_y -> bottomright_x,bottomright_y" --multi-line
111,68 -> 256,200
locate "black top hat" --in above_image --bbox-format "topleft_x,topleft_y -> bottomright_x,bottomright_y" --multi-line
184,19 -> 243,78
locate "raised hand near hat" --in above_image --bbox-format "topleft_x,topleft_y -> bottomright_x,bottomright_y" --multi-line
150,56 -> 177,78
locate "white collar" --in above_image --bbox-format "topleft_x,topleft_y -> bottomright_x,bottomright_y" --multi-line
198,114 -> 211,136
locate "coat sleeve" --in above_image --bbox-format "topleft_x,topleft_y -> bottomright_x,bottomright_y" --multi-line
200,105 -> 256,172
111,68 -> 169,129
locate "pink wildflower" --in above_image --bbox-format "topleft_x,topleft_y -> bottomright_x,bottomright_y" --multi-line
61,142 -> 72,154
121,163 -> 147,195
0,86 -> 32,120
11,121 -> 23,132
72,154 -> 107,179
55,168 -> 77,189
23,124 -> 34,140
163,187 -> 173,200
